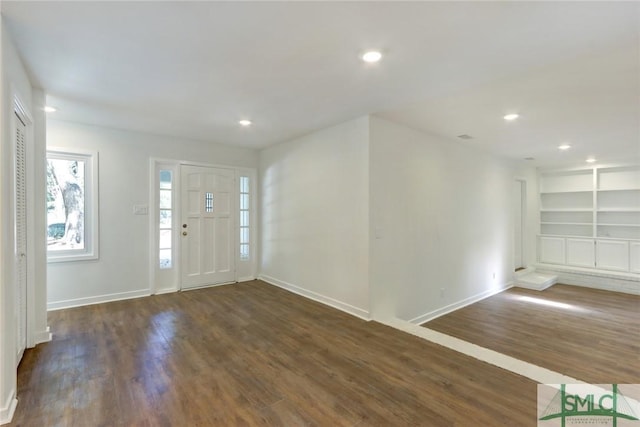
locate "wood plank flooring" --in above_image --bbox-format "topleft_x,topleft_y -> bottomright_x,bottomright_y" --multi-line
425,284 -> 640,384
11,280 -> 536,426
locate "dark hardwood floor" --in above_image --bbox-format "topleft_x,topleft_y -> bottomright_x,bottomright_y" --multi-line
425,284 -> 640,384
11,280 -> 536,426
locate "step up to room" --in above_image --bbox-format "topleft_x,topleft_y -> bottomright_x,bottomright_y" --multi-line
515,272 -> 558,291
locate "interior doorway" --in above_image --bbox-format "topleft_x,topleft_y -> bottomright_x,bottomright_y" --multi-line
513,179 -> 526,271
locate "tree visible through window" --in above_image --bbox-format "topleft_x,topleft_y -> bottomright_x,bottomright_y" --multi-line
159,170 -> 173,269
46,150 -> 98,261
47,158 -> 85,250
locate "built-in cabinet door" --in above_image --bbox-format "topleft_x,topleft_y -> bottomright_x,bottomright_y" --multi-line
539,236 -> 565,265
596,239 -> 629,271
629,242 -> 640,273
565,238 -> 595,268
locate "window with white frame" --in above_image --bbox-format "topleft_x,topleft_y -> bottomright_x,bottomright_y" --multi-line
239,176 -> 250,260
159,170 -> 173,269
46,149 -> 98,262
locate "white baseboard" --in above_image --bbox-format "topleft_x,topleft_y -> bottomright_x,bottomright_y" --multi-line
409,283 -> 513,325
47,289 -> 151,311
0,389 -> 17,425
33,327 -> 52,345
536,264 -> 640,295
259,275 -> 370,321
153,287 -> 178,295
237,276 -> 256,283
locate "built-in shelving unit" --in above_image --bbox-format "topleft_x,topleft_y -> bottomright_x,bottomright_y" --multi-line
538,165 -> 640,273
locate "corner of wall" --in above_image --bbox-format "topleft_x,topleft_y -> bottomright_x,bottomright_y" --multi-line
0,389 -> 18,425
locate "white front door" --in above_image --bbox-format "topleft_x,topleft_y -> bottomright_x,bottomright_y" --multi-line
15,111 -> 27,362
180,165 -> 235,289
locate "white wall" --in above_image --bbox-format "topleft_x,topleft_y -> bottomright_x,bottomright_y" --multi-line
259,117 -> 370,319
0,14 -> 8,424
369,116 -> 517,323
46,120 -> 258,308
1,18 -> 42,424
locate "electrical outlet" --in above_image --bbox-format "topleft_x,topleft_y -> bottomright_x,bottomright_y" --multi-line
440,288 -> 445,298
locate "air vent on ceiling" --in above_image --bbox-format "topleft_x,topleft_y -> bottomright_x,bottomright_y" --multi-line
525,157 -> 535,161
457,134 -> 473,140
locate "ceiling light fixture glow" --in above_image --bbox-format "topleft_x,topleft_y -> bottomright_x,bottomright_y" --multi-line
44,106 -> 57,113
503,113 -> 519,121
586,157 -> 596,163
238,120 -> 252,127
558,144 -> 571,151
362,50 -> 382,63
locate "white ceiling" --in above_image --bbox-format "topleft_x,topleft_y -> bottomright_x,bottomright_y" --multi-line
2,1 -> 639,167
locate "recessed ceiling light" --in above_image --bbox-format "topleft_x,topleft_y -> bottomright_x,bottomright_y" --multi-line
558,144 -> 571,151
44,106 -> 57,113
238,120 -> 252,127
586,157 -> 596,163
503,113 -> 519,121
362,50 -> 382,63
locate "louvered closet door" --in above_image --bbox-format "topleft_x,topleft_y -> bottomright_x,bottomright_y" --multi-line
15,112 -> 27,362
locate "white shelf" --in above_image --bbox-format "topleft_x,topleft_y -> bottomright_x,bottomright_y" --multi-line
541,222 -> 592,226
597,208 -> 640,212
540,190 -> 593,194
541,208 -> 593,212
539,165 -> 640,273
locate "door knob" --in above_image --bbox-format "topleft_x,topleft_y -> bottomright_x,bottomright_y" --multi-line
183,224 -> 187,228
182,231 -> 188,236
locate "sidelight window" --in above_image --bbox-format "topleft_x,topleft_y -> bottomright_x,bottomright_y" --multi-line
239,176 -> 250,260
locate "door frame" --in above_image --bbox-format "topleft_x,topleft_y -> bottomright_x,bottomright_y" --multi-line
513,177 -> 527,271
148,159 -> 258,294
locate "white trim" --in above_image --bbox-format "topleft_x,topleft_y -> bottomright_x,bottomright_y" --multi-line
0,390 -> 18,425
32,327 -> 52,345
535,262 -> 640,281
380,318 -> 582,386
153,288 -> 178,295
148,158 -> 157,294
237,276 -> 256,283
180,281 -> 236,292
536,264 -> 639,295
513,176 -> 527,270
47,289 -> 150,311
409,283 -> 513,325
259,274 -> 370,320
538,162 -> 640,174
46,147 -> 99,262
